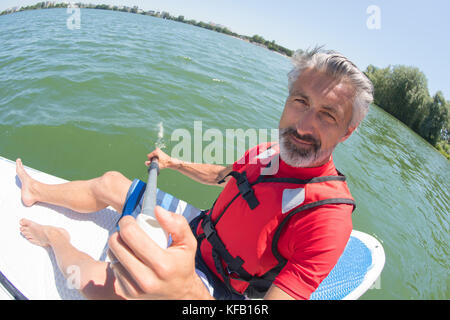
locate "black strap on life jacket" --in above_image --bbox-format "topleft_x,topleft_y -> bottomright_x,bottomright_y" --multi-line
196,171 -> 356,299
221,171 -> 260,209
201,214 -> 252,281
216,143 -> 280,209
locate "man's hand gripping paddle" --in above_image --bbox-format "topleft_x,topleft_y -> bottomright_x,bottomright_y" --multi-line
135,158 -> 168,249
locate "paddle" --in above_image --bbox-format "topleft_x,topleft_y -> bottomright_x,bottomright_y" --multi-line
107,157 -> 167,271
136,158 -> 168,249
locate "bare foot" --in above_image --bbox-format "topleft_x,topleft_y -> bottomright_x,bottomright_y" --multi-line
19,218 -> 70,247
16,158 -> 38,207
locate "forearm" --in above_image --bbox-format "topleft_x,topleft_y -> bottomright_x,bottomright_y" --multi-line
169,158 -> 229,186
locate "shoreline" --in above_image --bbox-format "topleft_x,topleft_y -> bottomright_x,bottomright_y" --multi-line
0,2 -> 293,58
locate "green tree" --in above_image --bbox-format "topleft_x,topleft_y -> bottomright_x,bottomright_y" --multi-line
366,65 -> 450,150
420,92 -> 449,145
161,11 -> 170,19
251,34 -> 264,44
366,65 -> 430,129
222,27 -> 232,35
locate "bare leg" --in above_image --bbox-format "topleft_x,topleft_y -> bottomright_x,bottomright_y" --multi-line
15,158 -> 132,214
19,218 -> 125,300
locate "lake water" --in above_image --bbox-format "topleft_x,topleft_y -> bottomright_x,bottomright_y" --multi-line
0,8 -> 448,299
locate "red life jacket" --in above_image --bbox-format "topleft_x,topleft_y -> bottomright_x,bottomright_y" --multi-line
193,143 -> 355,298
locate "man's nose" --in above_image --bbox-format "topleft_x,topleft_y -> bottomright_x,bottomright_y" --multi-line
296,110 -> 316,135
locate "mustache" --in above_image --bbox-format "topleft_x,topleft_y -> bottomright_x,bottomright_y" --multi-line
281,128 -> 320,148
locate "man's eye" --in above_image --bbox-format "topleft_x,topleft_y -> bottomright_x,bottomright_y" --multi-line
322,112 -> 336,121
294,99 -> 306,104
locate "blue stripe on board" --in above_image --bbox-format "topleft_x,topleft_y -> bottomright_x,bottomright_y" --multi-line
156,188 -> 164,207
168,197 -> 180,213
160,192 -> 174,211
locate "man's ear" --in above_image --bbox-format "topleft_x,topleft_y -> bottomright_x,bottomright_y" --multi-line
340,126 -> 356,143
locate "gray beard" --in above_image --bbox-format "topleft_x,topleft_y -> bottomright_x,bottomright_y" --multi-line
278,128 -> 330,167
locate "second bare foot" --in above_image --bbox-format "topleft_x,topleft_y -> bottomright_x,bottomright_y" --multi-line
19,218 -> 70,247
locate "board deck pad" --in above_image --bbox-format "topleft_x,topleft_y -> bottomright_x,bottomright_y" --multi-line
0,155 -> 384,300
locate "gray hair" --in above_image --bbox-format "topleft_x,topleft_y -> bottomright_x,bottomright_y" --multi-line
287,47 -> 374,128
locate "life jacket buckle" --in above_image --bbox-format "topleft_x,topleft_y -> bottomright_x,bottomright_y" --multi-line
236,172 -> 260,209
236,177 -> 252,193
226,266 -> 241,279
201,216 -> 216,240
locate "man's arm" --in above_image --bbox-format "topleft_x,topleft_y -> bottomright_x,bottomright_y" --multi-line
146,148 -> 233,187
264,284 -> 296,300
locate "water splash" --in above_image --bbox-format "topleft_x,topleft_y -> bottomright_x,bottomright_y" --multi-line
154,121 -> 166,149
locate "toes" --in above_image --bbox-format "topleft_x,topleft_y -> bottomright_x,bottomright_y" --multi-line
20,228 -> 30,239
22,233 -> 31,240
19,223 -> 29,235
16,159 -> 27,174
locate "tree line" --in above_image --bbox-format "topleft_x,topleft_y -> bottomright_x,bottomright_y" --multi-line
365,65 -> 449,159
0,2 -> 293,57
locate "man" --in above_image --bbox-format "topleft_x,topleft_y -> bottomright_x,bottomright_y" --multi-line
16,48 -> 374,300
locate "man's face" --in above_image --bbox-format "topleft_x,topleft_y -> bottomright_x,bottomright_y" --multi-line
279,68 -> 356,167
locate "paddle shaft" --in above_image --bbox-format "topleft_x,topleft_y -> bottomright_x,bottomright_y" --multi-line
136,158 -> 168,248
141,158 -> 159,218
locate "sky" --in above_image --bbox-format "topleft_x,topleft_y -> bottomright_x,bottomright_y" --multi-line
1,0 -> 449,98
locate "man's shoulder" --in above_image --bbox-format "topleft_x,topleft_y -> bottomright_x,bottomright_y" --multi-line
246,141 -> 278,156
288,202 -> 354,236
233,142 -> 278,170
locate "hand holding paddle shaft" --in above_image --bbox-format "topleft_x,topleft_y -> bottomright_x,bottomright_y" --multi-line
141,158 -> 159,217
136,158 -> 168,249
